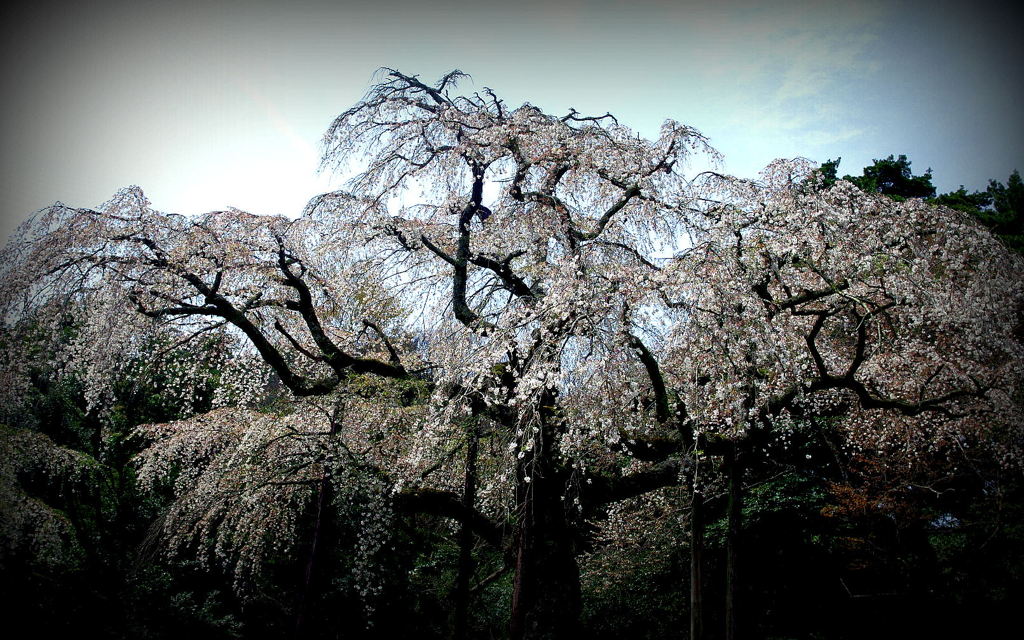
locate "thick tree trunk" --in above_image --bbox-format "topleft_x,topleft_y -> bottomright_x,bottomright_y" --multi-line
724,443 -> 743,640
509,469 -> 581,640
510,395 -> 581,640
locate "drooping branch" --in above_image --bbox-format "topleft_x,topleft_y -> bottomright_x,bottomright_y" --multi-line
393,486 -> 504,548
560,108 -> 618,126
468,253 -> 537,300
591,240 -> 661,271
274,320 -> 325,363
753,277 -> 852,318
119,226 -> 409,395
120,234 -> 343,397
388,68 -> 461,106
582,458 -> 686,507
573,184 -> 640,242
362,319 -> 402,365
272,233 -> 410,380
417,232 -> 459,267
128,293 -> 222,318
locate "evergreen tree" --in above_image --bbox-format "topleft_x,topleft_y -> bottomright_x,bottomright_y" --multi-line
845,154 -> 936,199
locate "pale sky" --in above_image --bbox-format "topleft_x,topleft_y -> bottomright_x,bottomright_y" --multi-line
2,0 -> 1021,242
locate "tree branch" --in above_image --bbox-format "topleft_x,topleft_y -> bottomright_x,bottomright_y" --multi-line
624,330 -> 671,425
393,486 -> 504,548
582,458 -> 685,507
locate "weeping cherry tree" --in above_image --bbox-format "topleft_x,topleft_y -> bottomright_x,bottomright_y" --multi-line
1,69 -> 1021,640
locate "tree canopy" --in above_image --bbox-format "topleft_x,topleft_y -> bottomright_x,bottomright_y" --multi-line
1,70 -> 1022,640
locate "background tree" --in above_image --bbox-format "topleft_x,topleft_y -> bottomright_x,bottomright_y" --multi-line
817,154 -> 936,199
933,170 -> 1024,253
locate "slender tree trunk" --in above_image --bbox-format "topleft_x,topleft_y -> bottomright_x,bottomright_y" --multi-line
295,477 -> 328,639
690,477 -> 705,640
295,402 -> 342,638
453,420 -> 480,640
724,443 -> 743,640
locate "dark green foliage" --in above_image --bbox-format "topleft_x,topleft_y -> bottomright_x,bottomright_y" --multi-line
591,413 -> 1024,640
987,170 -> 1024,229
850,154 -> 936,199
580,550 -> 688,640
403,521 -> 512,639
816,157 -> 841,188
975,170 -> 1023,252
579,490 -> 688,640
6,374 -> 1022,640
0,324 -> 234,639
121,562 -> 244,640
931,186 -> 993,214
819,155 -> 936,199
